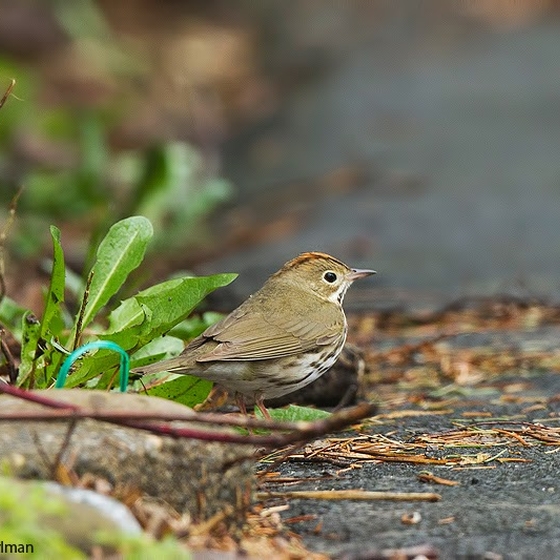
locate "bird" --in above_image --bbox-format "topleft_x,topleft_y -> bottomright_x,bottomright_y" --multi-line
134,252 -> 375,417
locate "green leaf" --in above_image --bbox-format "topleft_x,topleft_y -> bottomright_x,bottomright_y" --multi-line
100,303 -> 152,351
132,274 -> 236,340
63,273 -> 236,389
147,375 -> 212,408
263,405 -> 332,422
40,226 -> 66,339
24,227 -> 68,389
133,145 -> 173,213
60,348 -> 119,389
107,297 -> 145,332
47,217 -> 152,385
17,311 -> 41,386
53,1 -> 109,41
80,216 -> 153,328
107,273 -> 236,353
168,311 -> 223,341
129,336 -> 184,368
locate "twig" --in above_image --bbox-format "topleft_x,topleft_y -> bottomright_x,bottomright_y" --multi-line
0,79 -> 15,111
258,442 -> 307,472
91,402 -> 376,447
30,430 -> 55,474
0,404 -> 344,431
0,269 -> 4,309
0,328 -> 17,383
338,544 -> 439,560
72,270 -> 94,351
493,428 -> 530,446
0,383 -> 377,447
0,186 -> 23,303
0,381 -> 78,409
50,418 -> 78,479
187,505 -> 234,536
417,471 -> 460,486
257,490 -> 441,502
0,383 -> 372,429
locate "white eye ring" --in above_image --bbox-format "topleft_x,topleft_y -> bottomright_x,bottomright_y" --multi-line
323,271 -> 337,283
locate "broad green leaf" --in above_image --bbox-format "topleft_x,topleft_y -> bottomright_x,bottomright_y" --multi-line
61,331 -> 142,388
40,226 -> 65,339
30,228 -> 67,388
80,216 -> 153,328
106,273 -> 236,352
62,273 -> 236,388
168,311 -> 223,341
107,297 -> 145,332
100,305 -> 151,351
60,348 -> 118,389
53,1 -> 109,41
132,273 -> 236,341
17,311 -> 41,387
86,332 -> 185,391
147,375 -> 212,408
262,405 -> 332,422
129,336 -> 184,367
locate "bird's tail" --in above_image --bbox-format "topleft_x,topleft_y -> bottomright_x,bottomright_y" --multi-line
131,356 -> 186,376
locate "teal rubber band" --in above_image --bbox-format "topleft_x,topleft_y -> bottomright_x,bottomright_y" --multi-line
55,341 -> 130,392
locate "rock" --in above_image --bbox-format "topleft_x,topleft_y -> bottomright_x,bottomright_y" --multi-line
0,477 -> 139,556
0,390 -> 255,522
43,482 -> 142,534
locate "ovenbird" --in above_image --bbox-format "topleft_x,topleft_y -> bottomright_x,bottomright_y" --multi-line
135,252 -> 375,417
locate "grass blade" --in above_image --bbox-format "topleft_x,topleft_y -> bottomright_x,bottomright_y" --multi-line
41,226 -> 66,339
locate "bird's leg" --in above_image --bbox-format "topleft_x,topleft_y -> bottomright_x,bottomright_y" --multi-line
236,392 -> 271,419
235,392 -> 248,416
255,394 -> 272,420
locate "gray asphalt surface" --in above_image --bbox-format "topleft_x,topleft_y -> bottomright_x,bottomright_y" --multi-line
262,326 -> 560,559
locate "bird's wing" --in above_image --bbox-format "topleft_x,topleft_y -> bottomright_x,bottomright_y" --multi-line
196,306 -> 342,362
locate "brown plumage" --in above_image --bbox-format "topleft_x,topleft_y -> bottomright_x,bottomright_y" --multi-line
134,252 -> 375,416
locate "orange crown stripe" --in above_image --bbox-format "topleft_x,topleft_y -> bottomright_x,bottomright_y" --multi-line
278,252 -> 348,273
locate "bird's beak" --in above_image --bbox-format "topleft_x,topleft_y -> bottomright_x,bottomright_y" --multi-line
348,268 -> 376,281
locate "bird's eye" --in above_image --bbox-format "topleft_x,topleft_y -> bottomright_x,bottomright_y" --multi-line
323,271 -> 337,283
